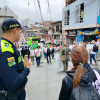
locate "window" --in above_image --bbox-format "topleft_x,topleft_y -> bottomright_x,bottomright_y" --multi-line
60,25 -> 62,29
80,3 -> 84,22
75,3 -> 84,23
50,36 -> 51,40
47,36 -> 49,40
66,0 -> 76,6
56,25 -> 59,32
54,35 -> 60,39
64,10 -> 70,25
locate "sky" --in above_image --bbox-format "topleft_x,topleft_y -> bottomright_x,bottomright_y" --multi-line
0,0 -> 65,24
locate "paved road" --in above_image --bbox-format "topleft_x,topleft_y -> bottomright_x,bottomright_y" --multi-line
25,55 -> 100,100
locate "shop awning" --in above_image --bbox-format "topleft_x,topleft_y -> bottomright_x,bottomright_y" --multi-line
82,30 -> 96,35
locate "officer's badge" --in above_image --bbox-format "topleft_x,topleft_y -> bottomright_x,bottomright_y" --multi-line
18,56 -> 22,63
7,57 -> 16,67
4,43 -> 9,47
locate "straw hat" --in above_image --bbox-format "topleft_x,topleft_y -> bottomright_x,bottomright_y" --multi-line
91,40 -> 96,44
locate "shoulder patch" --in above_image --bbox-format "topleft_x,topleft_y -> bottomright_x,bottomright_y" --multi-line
7,57 -> 16,67
1,40 -> 14,53
8,57 -> 15,62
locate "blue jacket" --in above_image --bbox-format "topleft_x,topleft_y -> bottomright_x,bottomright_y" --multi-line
0,37 -> 30,100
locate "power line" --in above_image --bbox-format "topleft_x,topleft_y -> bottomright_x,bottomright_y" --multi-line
32,0 -> 39,23
46,0 -> 52,21
37,0 -> 43,23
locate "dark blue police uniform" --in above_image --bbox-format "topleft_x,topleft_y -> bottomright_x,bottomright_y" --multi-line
0,37 -> 30,100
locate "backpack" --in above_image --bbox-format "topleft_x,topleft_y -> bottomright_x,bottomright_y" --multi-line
69,83 -> 100,100
93,45 -> 98,52
47,48 -> 51,54
69,67 -> 100,100
52,48 -> 54,53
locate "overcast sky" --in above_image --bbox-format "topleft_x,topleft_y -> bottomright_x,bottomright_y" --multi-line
0,0 -> 65,24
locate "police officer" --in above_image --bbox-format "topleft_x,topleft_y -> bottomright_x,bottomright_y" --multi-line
0,18 -> 31,100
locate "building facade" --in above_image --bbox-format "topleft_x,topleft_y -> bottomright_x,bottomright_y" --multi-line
43,21 -> 52,29
51,21 -> 63,44
0,6 -> 18,34
62,0 -> 100,44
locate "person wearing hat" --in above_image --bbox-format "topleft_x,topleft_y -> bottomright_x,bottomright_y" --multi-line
89,40 -> 98,66
0,18 -> 31,100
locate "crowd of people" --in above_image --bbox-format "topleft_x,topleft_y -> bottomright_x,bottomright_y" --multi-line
18,38 -> 100,73
20,44 -> 57,66
0,18 -> 100,100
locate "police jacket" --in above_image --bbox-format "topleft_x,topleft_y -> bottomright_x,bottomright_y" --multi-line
59,63 -> 97,100
0,37 -> 30,99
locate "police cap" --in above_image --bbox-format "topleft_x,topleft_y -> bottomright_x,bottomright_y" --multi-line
1,18 -> 22,30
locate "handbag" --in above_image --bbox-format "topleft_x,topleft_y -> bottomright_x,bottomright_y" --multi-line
35,50 -> 39,58
61,55 -> 66,62
35,52 -> 38,58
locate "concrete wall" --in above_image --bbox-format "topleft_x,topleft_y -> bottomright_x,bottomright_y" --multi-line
0,6 -> 18,27
62,0 -> 99,30
0,6 -> 18,19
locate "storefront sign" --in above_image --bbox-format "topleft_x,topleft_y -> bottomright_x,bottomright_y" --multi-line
68,30 -> 76,36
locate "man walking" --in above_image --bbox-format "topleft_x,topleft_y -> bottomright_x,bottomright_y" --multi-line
30,48 -> 35,64
0,18 -> 31,100
47,47 -> 51,63
61,43 -> 70,72
89,40 -> 98,65
35,46 -> 42,66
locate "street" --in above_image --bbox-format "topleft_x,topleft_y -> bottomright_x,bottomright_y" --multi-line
25,55 -> 100,100
25,56 -> 73,100
0,0 -> 100,100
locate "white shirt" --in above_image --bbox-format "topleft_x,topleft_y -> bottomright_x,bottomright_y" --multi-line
69,45 -> 73,50
50,47 -> 52,52
35,49 -> 41,57
30,50 -> 34,56
96,41 -> 100,45
55,47 -> 58,51
43,47 -> 47,53
90,44 -> 96,54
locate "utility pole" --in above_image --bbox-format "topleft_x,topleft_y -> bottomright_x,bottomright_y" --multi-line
27,0 -> 30,26
37,0 -> 43,23
47,0 -> 52,21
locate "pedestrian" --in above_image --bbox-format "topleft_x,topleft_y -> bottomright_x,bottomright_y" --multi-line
35,46 -> 42,66
30,48 -> 35,64
51,46 -> 55,59
61,43 -> 70,72
59,45 -> 100,100
24,46 -> 28,56
47,47 -> 51,63
43,45 -> 47,58
96,39 -> 100,60
24,46 -> 30,60
27,46 -> 30,60
0,18 -> 31,100
55,45 -> 58,53
89,40 -> 98,65
21,47 -> 25,59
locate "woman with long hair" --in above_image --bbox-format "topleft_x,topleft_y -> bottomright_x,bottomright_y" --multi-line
59,45 -> 99,100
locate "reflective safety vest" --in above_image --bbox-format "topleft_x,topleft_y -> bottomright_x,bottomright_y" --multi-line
0,37 -> 30,100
